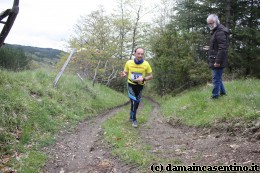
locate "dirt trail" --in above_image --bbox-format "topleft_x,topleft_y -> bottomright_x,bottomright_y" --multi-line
140,98 -> 260,166
44,98 -> 260,173
44,103 -> 138,173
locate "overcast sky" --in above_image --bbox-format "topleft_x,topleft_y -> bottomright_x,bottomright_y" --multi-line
0,0 -> 120,51
1,0 -> 160,51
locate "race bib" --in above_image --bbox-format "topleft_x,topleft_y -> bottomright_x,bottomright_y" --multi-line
131,72 -> 142,81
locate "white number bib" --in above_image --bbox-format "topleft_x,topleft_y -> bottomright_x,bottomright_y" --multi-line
131,72 -> 142,81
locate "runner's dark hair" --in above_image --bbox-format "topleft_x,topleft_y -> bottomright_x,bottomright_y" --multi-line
134,47 -> 145,53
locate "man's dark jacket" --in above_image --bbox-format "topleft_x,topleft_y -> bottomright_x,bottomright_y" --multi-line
208,24 -> 230,69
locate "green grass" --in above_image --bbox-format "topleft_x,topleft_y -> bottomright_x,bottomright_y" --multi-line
102,98 -> 181,172
102,79 -> 259,172
159,79 -> 260,126
1,68 -> 259,172
102,99 -> 154,169
17,151 -> 47,173
0,69 -> 128,172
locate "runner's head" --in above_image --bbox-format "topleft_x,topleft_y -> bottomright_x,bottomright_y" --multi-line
134,48 -> 145,61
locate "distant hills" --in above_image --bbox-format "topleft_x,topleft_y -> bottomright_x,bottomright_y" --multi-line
6,44 -> 65,64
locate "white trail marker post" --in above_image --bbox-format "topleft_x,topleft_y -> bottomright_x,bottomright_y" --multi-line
53,49 -> 75,88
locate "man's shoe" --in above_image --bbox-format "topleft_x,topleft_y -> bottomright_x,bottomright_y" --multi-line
211,96 -> 219,99
220,93 -> 226,96
132,120 -> 138,128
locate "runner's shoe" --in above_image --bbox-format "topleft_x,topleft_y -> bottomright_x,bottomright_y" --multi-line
220,93 -> 227,96
132,120 -> 138,128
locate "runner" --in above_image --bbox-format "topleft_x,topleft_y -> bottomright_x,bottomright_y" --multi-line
120,48 -> 153,127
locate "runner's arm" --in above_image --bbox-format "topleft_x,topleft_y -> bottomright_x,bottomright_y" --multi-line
135,73 -> 153,82
143,73 -> 153,81
120,71 -> 128,78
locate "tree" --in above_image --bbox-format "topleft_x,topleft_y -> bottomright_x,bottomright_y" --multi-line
66,7 -> 126,90
112,0 -> 133,59
0,45 -> 29,70
229,0 -> 260,77
152,0 -> 260,88
65,1 -> 157,91
150,24 -> 210,95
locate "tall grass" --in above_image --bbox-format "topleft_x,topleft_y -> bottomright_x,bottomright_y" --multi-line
0,69 -> 128,172
159,79 -> 260,126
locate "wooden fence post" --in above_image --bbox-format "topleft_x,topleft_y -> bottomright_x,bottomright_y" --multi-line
53,49 -> 75,88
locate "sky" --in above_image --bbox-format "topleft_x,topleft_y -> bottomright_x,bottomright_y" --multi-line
0,0 -> 119,51
1,0 -> 161,51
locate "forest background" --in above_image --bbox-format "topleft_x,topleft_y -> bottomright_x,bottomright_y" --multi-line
1,0 -> 259,94
0,0 -> 259,172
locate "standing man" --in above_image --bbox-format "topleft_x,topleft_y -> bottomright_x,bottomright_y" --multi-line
120,48 -> 153,127
204,14 -> 230,99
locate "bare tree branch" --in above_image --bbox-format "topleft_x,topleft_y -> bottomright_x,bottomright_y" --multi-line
92,60 -> 101,87
129,6 -> 141,59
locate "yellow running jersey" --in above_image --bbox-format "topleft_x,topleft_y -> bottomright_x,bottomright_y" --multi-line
124,60 -> 152,85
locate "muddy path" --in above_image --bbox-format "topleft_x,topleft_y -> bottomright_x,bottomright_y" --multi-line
140,98 -> 260,166
43,102 -> 139,173
44,98 -> 260,173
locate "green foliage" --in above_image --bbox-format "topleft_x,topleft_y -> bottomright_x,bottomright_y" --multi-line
0,44 -> 64,71
150,28 -> 210,95
159,79 -> 260,126
231,26 -> 260,78
149,0 -> 259,95
0,45 -> 29,70
173,0 -> 210,32
172,0 -> 260,78
0,69 -> 128,172
225,0 -> 260,78
66,8 -> 126,90
9,44 -> 64,63
66,4 -> 154,91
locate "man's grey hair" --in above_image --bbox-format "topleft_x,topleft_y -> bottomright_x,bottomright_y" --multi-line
207,14 -> 220,24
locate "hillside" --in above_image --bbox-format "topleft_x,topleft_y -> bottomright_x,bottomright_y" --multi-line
0,69 -> 259,172
5,44 -> 65,66
44,79 -> 260,173
0,69 -> 128,172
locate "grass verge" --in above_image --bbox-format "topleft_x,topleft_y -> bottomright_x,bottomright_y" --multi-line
0,69 -> 128,172
158,79 -> 260,126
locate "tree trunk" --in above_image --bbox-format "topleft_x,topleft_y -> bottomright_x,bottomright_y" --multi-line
225,0 -> 231,29
92,60 -> 101,87
129,6 -> 141,60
